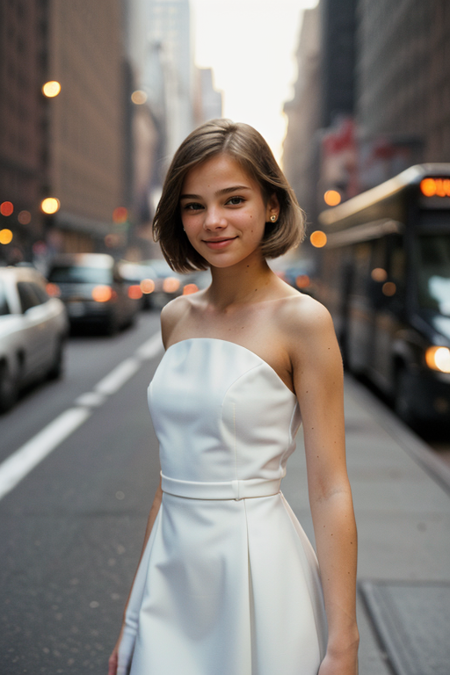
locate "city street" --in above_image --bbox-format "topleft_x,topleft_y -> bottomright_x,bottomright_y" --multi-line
1,310 -> 449,674
0,312 -> 164,673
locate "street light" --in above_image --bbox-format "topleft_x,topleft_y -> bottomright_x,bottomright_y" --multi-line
41,198 -> 60,214
42,81 -> 61,98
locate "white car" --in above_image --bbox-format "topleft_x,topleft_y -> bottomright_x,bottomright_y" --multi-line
0,266 -> 69,412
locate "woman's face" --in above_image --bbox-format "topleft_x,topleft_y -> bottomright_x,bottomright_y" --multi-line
180,154 -> 279,269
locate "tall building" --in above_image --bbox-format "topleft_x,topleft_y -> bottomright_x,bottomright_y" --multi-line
0,0 -> 47,261
142,0 -> 194,157
356,0 -> 450,187
320,0 -> 357,128
47,0 -> 126,253
282,7 -> 321,221
194,68 -> 223,125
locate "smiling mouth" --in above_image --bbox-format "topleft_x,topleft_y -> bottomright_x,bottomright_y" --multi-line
203,237 -> 237,248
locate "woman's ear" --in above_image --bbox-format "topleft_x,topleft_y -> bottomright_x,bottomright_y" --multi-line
265,193 -> 280,222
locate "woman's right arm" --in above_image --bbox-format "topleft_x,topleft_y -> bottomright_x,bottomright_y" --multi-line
108,479 -> 163,675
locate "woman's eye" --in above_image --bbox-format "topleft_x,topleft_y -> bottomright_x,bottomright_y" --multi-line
227,196 -> 244,205
183,202 -> 203,211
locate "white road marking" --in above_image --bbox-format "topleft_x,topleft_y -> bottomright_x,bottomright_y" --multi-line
0,407 -> 91,501
0,330 -> 164,502
135,332 -> 164,360
74,391 -> 107,407
94,358 -> 141,395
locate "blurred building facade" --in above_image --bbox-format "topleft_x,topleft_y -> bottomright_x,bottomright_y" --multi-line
0,0 -> 129,263
283,0 -> 357,224
0,0 -> 47,261
47,0 -> 126,254
284,0 -> 450,226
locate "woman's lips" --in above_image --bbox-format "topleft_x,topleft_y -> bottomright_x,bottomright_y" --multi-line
203,237 -> 237,249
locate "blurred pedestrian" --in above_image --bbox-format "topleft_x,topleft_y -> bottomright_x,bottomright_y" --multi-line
108,119 -> 359,675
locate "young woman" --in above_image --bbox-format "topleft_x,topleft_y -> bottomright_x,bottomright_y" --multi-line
109,119 -> 359,675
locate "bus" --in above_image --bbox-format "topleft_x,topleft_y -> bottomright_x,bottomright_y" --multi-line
317,164 -> 450,428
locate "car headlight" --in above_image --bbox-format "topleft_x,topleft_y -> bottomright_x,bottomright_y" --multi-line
425,346 -> 450,373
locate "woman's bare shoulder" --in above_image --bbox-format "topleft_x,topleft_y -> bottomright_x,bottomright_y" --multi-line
276,293 -> 334,336
160,296 -> 190,347
160,291 -> 207,346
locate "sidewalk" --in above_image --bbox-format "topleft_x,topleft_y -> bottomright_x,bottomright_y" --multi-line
282,375 -> 450,675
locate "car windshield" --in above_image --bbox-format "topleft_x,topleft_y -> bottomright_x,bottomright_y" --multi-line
416,234 -> 450,316
48,265 -> 112,284
0,279 -> 9,316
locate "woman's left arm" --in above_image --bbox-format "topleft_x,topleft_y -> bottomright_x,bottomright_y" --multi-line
289,299 -> 359,674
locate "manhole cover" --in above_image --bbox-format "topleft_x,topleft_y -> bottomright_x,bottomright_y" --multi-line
360,581 -> 450,675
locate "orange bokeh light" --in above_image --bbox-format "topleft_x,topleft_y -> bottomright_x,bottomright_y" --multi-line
183,283 -> 199,295
41,197 -> 60,214
420,177 -> 450,197
310,230 -> 327,248
128,284 -> 143,300
296,275 -> 310,289
0,229 -> 13,245
140,278 -> 155,294
112,207 -> 128,223
324,190 -> 342,206
0,201 -> 14,216
91,285 -> 113,302
163,277 -> 181,293
46,282 -> 61,297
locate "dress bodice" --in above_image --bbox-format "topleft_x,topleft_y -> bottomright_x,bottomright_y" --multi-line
148,338 -> 301,485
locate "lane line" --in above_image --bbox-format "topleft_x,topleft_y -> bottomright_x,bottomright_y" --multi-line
135,332 -> 164,360
0,330 -> 164,502
0,407 -> 91,501
95,358 -> 141,395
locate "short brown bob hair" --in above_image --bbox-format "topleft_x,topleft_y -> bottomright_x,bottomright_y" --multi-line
152,119 -> 305,273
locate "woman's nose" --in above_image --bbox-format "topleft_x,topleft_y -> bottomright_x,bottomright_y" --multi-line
204,206 -> 226,230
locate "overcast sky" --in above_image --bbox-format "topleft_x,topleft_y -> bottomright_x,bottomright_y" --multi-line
190,0 -> 319,162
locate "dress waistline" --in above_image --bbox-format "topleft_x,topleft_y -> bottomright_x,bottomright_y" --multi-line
160,472 -> 282,501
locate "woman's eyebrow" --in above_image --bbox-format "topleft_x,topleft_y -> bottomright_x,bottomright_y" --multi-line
180,185 -> 251,200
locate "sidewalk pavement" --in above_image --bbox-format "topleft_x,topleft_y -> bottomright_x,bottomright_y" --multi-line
282,375 -> 450,675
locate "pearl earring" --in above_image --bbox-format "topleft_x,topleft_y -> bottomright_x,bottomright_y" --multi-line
270,215 -> 277,222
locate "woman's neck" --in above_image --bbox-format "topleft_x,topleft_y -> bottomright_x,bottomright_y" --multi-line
206,250 -> 276,312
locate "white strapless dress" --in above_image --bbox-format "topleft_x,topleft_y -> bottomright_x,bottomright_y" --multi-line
117,338 -> 327,675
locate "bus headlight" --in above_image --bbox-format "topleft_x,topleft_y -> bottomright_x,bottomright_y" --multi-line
425,346 -> 450,373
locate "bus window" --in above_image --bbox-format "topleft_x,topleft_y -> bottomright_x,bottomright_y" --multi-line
387,234 -> 406,300
415,234 -> 450,315
353,242 -> 372,296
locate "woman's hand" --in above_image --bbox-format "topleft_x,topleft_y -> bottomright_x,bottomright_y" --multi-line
107,625 -> 126,675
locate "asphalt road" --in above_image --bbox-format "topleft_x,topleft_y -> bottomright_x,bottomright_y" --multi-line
0,311 -> 163,674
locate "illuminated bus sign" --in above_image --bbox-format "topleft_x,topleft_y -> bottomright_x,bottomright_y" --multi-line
420,178 -> 450,197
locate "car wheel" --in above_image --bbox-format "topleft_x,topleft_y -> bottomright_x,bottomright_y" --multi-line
394,367 -> 417,428
0,360 -> 19,413
47,339 -> 64,380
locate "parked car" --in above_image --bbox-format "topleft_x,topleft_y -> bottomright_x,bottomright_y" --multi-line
0,266 -> 69,412
47,253 -> 139,334
118,261 -> 158,310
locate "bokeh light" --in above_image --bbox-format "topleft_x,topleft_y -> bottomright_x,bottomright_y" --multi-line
371,268 -> 388,282
382,281 -> 396,296
183,283 -> 199,295
0,229 -> 13,245
128,285 -> 143,300
112,207 -> 128,223
42,81 -> 61,97
18,210 -> 31,224
41,197 -> 60,214
163,277 -> 181,293
425,346 -> 450,373
324,190 -> 342,206
91,285 -> 113,302
140,279 -> 155,294
131,90 -> 147,105
0,201 -> 14,216
310,230 -> 327,248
